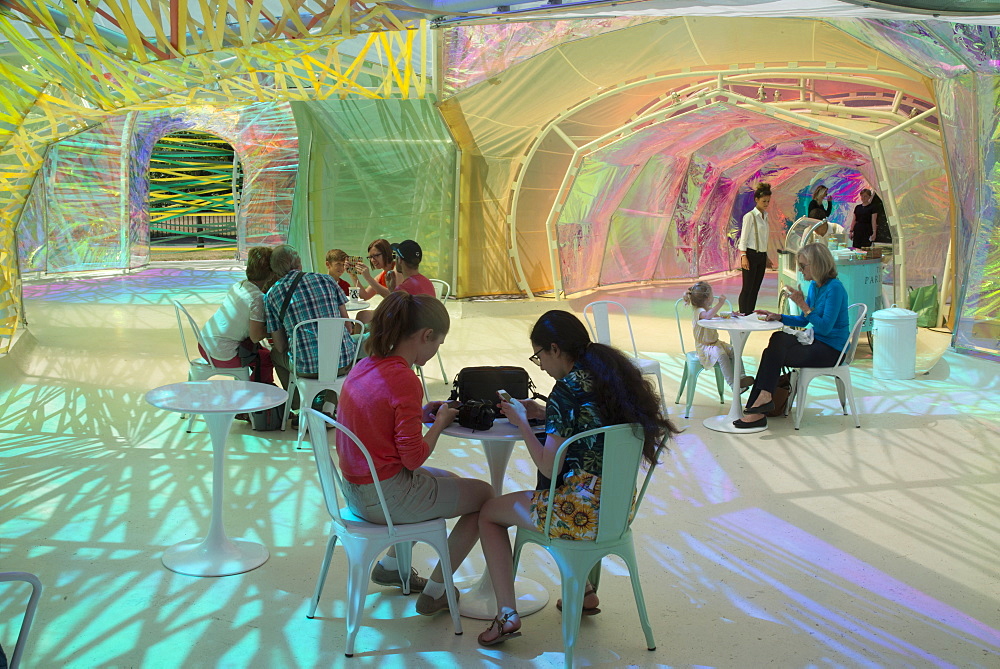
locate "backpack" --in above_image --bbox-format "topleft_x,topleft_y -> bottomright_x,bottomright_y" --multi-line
249,392 -> 285,431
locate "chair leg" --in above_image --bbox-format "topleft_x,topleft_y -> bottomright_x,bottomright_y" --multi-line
436,351 -> 447,383
675,364 -> 688,405
394,541 -> 414,596
620,541 -> 656,651
713,364 -> 726,403
557,566 -> 590,669
343,549 -> 373,657
793,374 -> 809,430
295,403 -> 309,451
684,363 -> 701,419
785,370 -> 799,416
307,532 -> 340,618
417,366 -> 429,402
840,374 -> 861,428
587,561 -> 602,592
282,382 -> 298,431
650,370 -> 667,414
835,376 -> 848,413
429,534 -> 463,636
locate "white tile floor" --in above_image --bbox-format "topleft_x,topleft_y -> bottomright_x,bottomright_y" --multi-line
1,263 -> 998,668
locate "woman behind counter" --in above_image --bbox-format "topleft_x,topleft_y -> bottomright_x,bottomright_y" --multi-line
736,243 -> 850,430
807,183 -> 833,221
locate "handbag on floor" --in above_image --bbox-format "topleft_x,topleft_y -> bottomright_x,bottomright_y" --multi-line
249,388 -> 285,431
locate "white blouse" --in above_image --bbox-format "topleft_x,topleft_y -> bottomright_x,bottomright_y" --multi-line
738,208 -> 769,253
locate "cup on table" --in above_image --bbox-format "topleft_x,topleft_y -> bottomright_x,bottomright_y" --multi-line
349,287 -> 361,302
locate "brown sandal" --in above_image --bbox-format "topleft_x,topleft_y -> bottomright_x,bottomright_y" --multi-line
477,611 -> 522,647
556,585 -> 601,615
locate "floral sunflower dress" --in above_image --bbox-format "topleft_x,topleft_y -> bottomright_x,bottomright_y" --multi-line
528,364 -> 605,541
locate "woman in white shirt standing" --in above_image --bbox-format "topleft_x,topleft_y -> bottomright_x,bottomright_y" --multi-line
737,182 -> 775,315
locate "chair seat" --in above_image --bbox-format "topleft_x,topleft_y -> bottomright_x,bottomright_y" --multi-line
333,505 -> 448,538
631,357 -> 660,374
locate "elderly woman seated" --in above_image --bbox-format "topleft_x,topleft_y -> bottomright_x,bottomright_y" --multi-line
735,242 -> 850,430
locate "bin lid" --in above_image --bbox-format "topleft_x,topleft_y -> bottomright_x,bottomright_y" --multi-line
873,305 -> 918,320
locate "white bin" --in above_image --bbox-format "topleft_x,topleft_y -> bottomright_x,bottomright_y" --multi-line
871,305 -> 918,380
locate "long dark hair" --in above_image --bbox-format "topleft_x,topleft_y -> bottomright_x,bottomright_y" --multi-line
366,291 -> 449,358
530,310 -> 678,464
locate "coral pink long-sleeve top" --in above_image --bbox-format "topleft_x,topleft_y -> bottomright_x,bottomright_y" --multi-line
335,355 -> 430,485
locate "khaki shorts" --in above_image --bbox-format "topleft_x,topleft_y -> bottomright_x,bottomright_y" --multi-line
342,468 -> 461,525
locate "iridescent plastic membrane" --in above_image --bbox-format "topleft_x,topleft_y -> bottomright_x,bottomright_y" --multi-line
288,99 -> 456,282
17,102 -> 297,273
442,17 -> 656,97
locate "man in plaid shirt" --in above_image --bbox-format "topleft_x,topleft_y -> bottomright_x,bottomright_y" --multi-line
265,245 -> 357,413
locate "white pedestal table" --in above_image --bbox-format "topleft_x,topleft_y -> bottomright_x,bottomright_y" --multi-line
146,380 -> 288,576
697,315 -> 782,434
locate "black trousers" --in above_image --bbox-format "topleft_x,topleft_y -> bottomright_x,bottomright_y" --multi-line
739,249 -> 768,314
747,331 -> 842,407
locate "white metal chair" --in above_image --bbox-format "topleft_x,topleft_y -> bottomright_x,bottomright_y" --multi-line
786,303 -> 867,430
282,317 -> 364,450
170,299 -> 250,432
512,424 -> 662,669
582,301 -> 667,413
415,279 -> 451,400
673,298 -> 727,419
303,410 -> 462,656
0,572 -> 42,669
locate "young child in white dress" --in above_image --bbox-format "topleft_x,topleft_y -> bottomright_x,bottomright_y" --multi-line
683,281 -> 753,390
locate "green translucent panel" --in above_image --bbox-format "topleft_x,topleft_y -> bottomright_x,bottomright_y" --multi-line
289,99 -> 457,284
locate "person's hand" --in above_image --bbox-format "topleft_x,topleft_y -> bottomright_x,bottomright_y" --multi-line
825,195 -> 832,202
500,398 -> 529,428
422,401 -> 446,423
432,403 -> 459,428
766,256 -> 775,270
786,287 -> 805,307
740,255 -> 749,271
870,233 -> 876,242
755,309 -> 782,321
519,398 -> 545,421
717,294 -> 726,304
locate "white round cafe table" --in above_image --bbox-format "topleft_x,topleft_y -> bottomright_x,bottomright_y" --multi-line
146,380 -> 288,577
696,315 -> 782,434
439,420 -> 550,619
345,300 -> 370,312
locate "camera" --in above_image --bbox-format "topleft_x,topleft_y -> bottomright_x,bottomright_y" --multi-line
457,399 -> 497,431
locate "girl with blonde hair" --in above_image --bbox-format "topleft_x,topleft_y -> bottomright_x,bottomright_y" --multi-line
683,281 -> 752,390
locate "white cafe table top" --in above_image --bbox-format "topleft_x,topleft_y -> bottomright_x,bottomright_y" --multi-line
697,313 -> 783,332
345,300 -> 370,311
145,380 -> 288,415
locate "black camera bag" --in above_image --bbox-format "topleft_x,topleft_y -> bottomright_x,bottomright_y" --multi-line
448,366 -> 540,404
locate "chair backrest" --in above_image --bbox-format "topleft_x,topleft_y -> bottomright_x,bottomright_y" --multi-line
304,409 -> 400,535
838,303 -> 868,367
582,301 -> 638,357
170,299 -> 220,363
289,317 -> 363,380
429,279 -> 451,301
542,423 -> 664,543
0,571 -> 42,669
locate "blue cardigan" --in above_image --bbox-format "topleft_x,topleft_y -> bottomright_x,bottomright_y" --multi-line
781,277 -> 850,353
